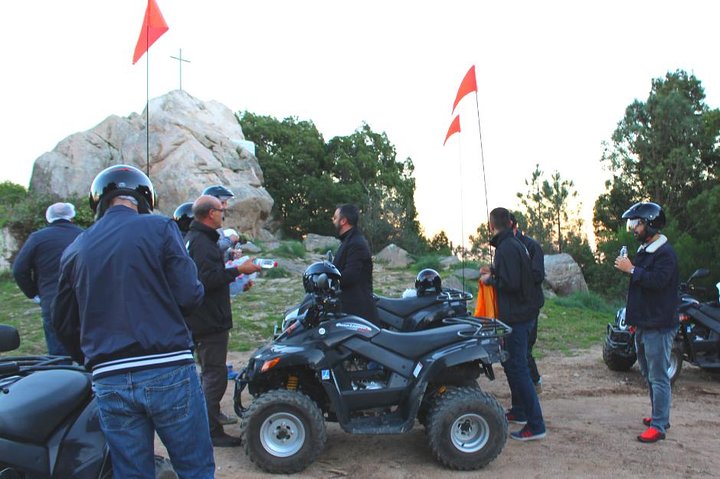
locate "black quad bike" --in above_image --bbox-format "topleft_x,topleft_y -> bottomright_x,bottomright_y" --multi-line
235,262 -> 511,474
603,268 -> 709,383
0,325 -> 175,479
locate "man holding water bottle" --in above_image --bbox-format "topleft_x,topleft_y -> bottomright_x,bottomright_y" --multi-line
614,202 -> 679,443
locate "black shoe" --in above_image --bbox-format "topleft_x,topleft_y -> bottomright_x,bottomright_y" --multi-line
217,412 -> 238,425
211,432 -> 242,447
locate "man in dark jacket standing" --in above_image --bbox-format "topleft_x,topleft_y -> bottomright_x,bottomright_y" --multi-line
510,213 -> 545,392
53,165 -> 215,478
615,202 -> 679,443
185,194 -> 261,447
13,202 -> 83,355
332,204 -> 379,324
480,207 -> 546,441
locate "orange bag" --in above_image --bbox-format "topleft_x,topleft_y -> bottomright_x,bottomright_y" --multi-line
474,281 -> 498,318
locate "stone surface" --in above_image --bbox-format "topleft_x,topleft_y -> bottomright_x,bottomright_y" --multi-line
373,244 -> 414,269
303,233 -> 340,253
544,253 -> 588,296
29,90 -> 274,238
0,227 -> 19,271
439,255 -> 460,269
452,268 -> 480,281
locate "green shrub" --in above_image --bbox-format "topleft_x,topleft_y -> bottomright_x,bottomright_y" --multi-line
262,267 -> 291,279
412,254 -> 441,272
272,240 -> 306,259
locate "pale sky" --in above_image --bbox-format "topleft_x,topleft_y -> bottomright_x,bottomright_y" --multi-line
1,0 -> 719,245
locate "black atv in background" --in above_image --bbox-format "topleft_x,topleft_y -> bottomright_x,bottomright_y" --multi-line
603,268 -> 709,383
235,262 -> 512,474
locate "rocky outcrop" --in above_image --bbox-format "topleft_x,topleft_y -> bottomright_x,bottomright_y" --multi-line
29,90 -> 273,238
0,227 -> 19,271
544,253 -> 588,296
303,234 -> 340,254
374,244 -> 414,269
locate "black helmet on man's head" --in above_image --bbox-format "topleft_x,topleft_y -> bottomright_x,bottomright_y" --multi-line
89,164 -> 156,219
202,185 -> 235,201
173,202 -> 194,233
416,268 -> 442,296
622,202 -> 666,241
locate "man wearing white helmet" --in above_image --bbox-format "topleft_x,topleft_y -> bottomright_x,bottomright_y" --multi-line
12,202 -> 83,355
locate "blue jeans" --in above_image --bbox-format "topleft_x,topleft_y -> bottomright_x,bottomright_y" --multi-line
635,327 -> 675,434
502,319 -> 545,433
93,363 -> 215,479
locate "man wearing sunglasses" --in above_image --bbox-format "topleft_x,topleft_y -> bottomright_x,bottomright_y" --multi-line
185,195 -> 262,447
614,202 -> 679,444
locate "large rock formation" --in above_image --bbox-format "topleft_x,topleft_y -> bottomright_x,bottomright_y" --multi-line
29,90 -> 273,238
544,253 -> 589,296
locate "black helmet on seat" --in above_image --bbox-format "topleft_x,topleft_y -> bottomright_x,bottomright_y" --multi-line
303,261 -> 341,295
622,202 -> 666,239
202,185 -> 235,200
416,269 -> 442,296
173,202 -> 194,233
89,164 -> 156,219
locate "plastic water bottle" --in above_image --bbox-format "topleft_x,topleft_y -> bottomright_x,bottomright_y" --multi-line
620,245 -> 628,258
227,363 -> 239,380
253,258 -> 278,269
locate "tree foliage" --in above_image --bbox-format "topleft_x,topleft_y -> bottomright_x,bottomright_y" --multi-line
516,165 -> 580,253
593,70 -> 720,297
239,112 -> 426,253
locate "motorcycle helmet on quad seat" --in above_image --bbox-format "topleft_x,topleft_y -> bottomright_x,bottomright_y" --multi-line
173,202 -> 194,233
303,261 -> 342,295
622,202 -> 666,241
89,164 -> 156,219
416,269 -> 442,296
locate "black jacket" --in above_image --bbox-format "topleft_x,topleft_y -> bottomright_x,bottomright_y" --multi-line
53,206 -> 203,372
516,232 -> 545,309
487,229 -> 536,324
333,227 -> 379,323
625,236 -> 679,330
13,220 -> 83,316
185,220 -> 241,338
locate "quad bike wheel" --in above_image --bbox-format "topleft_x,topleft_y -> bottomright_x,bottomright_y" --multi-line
668,347 -> 683,385
426,386 -> 507,470
240,389 -> 326,474
602,341 -> 637,371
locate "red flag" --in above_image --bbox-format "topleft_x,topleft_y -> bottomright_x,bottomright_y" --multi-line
451,65 -> 477,113
443,115 -> 461,146
132,0 -> 169,65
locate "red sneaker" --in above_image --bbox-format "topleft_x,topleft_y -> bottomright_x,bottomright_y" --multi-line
637,426 -> 665,443
642,417 -> 670,429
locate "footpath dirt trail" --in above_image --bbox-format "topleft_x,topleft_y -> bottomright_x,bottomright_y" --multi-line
186,346 -> 720,478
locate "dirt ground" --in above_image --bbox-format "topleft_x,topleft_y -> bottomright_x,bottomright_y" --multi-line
160,347 -> 720,478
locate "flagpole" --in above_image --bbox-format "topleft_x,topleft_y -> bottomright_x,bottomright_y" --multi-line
474,91 -> 489,229
458,137 -> 466,293
145,17 -> 150,177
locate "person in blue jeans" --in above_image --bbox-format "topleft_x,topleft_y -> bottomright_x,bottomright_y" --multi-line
480,207 -> 546,441
615,202 -> 679,443
54,165 -> 215,478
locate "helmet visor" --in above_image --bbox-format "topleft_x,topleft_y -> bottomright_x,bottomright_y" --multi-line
626,218 -> 642,231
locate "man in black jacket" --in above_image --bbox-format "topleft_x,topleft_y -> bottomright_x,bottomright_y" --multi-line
510,213 -> 545,392
53,165 -> 215,478
615,202 -> 679,443
185,194 -> 261,447
13,202 -> 83,355
332,204 -> 379,324
480,207 -> 546,441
